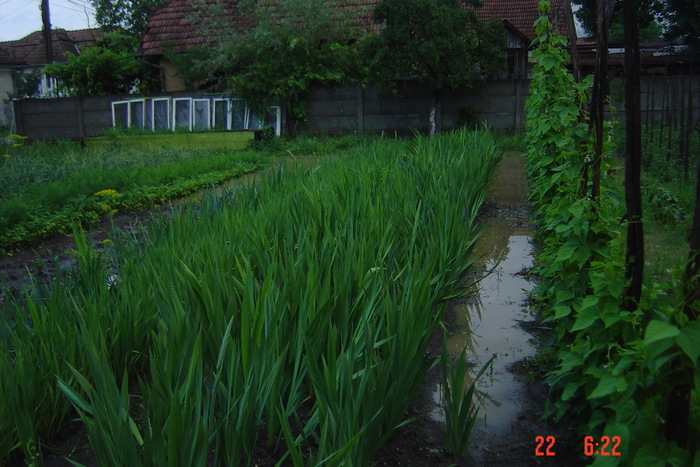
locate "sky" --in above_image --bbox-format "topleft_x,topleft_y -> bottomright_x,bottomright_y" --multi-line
0,0 -> 96,42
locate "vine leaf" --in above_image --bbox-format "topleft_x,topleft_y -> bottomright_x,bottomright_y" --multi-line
643,320 -> 680,346
589,374 -> 623,399
676,321 -> 700,363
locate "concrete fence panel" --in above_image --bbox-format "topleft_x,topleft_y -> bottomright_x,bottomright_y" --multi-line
13,76 -> 698,140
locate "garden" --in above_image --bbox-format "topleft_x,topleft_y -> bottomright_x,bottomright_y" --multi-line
2,1 -> 700,465
0,135 -> 271,255
1,129 -> 507,465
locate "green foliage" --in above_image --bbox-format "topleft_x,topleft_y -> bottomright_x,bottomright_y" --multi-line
43,31 -> 159,96
0,129 -> 500,463
0,147 -> 267,252
366,0 -> 506,91
664,0 -> 700,48
644,182 -> 689,226
90,0 -> 164,37
491,129 -> 527,152
527,2 -> 699,463
440,342 -> 494,460
571,0 -> 664,42
172,0 -> 367,121
8,69 -> 42,99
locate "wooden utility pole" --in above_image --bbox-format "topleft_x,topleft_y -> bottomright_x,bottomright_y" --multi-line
562,0 -> 581,82
42,0 -> 53,64
590,0 -> 614,202
622,0 -> 644,311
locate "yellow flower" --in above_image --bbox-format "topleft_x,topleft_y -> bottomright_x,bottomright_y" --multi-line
100,203 -> 111,212
101,238 -> 112,244
94,189 -> 121,198
5,135 -> 27,146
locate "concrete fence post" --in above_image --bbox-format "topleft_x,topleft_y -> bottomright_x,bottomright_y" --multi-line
356,83 -> 364,134
76,97 -> 85,139
515,79 -> 523,130
14,99 -> 25,136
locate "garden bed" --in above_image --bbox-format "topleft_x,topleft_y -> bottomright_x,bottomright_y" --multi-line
1,133 -> 588,466
83,130 -> 256,151
1,130 -> 503,465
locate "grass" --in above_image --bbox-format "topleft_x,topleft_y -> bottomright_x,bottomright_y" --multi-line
491,129 -> 527,153
0,129 -> 501,465
633,125 -> 698,285
557,122 -> 698,285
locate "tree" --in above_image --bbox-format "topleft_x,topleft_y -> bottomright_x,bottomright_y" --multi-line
572,0 -> 663,43
171,0 -> 367,125
8,70 -> 42,99
364,0 -> 505,135
663,0 -> 700,48
43,31 -> 159,96
91,0 -> 163,37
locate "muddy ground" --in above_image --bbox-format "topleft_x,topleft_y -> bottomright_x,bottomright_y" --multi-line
1,155 -> 584,466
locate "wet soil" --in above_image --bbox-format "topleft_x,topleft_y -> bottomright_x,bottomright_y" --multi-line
2,153 -> 582,466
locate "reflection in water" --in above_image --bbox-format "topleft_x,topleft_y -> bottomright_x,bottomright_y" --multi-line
431,155 -> 535,448
433,219 -> 536,432
460,232 -> 535,431
431,220 -> 536,434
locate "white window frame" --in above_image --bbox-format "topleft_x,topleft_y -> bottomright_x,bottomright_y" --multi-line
229,98 -> 247,130
111,99 -> 146,129
129,99 -> 146,129
112,100 -> 130,128
172,97 -> 193,131
244,107 -> 252,130
245,105 -> 282,135
151,97 -> 171,131
192,98 -> 211,130
267,105 -> 282,136
109,96 -> 280,133
212,98 -> 229,130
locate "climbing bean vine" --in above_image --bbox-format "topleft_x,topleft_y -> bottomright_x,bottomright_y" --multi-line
526,2 -> 699,465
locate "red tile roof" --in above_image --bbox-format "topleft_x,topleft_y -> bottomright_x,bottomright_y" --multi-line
477,0 -> 568,42
0,45 -> 22,66
138,0 -> 573,57
137,0 -> 249,56
0,28 -> 104,66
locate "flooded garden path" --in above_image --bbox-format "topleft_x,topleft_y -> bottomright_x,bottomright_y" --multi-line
421,154 -> 578,466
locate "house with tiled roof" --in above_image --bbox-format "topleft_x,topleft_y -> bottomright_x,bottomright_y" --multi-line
137,0 -> 575,92
0,28 -> 103,100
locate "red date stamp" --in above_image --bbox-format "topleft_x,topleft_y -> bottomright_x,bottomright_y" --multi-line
535,435 -> 622,457
535,435 -> 556,456
584,436 -> 621,456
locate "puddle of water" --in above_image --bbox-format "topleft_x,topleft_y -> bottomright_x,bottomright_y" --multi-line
431,223 -> 536,428
430,154 -> 537,439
